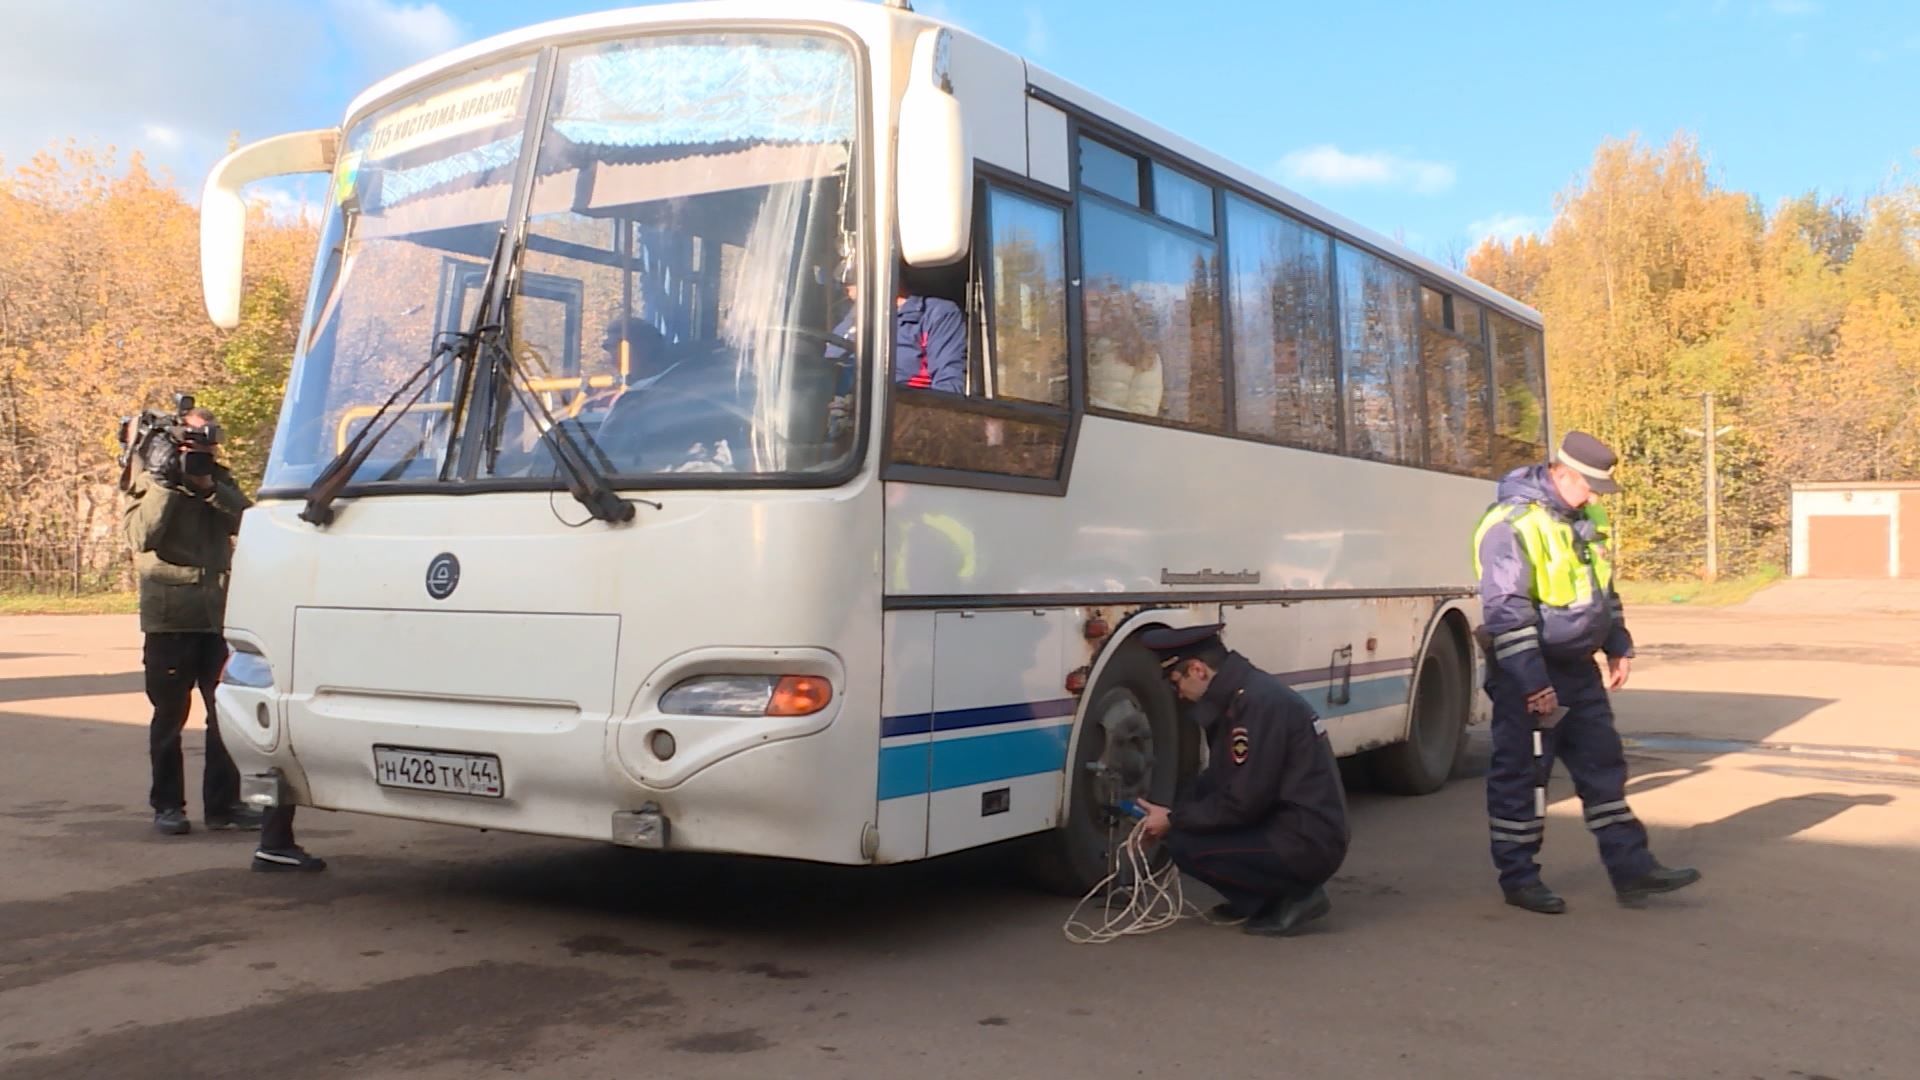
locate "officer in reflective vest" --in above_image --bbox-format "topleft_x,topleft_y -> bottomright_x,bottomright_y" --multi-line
1473,431 -> 1700,914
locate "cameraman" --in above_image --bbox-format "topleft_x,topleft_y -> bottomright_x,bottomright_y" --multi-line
122,406 -> 323,871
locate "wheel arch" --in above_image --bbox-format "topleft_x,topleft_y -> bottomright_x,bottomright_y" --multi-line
1051,606 -> 1214,821
1407,597 -> 1477,742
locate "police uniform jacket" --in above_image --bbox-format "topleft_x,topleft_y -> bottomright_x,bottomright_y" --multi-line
1475,464 -> 1633,694
1170,652 -> 1351,881
121,465 -> 250,634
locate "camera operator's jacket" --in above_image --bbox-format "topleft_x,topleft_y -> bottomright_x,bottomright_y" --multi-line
121,467 -> 251,634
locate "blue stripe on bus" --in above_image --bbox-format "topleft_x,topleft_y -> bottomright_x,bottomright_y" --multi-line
1310,673 -> 1413,718
880,697 -> 1078,740
877,724 -> 1075,800
875,671 -> 1414,800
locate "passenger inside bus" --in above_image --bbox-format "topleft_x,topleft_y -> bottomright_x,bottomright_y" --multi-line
893,285 -> 965,393
827,264 -> 966,396
592,315 -> 750,472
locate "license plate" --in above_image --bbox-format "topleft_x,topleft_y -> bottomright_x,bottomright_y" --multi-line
372,746 -> 504,798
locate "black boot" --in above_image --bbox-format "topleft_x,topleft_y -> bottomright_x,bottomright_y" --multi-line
1615,863 -> 1701,903
1245,886 -> 1331,937
1204,902 -> 1251,926
1503,882 -> 1567,914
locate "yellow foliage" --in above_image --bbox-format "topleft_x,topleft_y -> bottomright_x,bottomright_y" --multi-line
0,142 -> 316,583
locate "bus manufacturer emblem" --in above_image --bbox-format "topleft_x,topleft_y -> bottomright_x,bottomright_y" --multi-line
425,553 -> 461,600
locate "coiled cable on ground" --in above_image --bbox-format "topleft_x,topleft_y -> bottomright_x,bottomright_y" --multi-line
1062,820 -> 1206,944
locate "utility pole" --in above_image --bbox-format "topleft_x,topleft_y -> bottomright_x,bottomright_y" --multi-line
1684,392 -> 1735,582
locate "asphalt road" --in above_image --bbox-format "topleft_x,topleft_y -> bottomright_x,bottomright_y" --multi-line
3,583 -> 1917,1079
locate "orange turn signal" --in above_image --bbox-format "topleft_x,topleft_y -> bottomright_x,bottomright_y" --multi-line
768,675 -> 833,717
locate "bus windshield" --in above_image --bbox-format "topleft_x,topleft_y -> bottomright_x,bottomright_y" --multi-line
267,31 -> 864,491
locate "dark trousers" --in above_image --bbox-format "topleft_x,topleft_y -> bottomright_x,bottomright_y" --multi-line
1485,657 -> 1655,891
145,631 -> 237,815
1167,826 -> 1328,916
262,805 -> 297,851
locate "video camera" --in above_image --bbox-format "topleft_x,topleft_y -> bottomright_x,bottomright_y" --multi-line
117,393 -> 220,490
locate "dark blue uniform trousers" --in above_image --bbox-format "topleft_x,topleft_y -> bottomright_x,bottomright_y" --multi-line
1485,657 -> 1655,891
1167,827 -> 1312,917
1166,774 -> 1334,916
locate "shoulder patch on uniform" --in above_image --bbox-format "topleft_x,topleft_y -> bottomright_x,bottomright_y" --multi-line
1312,716 -> 1327,737
1230,726 -> 1250,765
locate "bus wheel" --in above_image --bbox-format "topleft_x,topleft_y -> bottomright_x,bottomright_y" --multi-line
1024,641 -> 1190,896
1370,628 -> 1467,796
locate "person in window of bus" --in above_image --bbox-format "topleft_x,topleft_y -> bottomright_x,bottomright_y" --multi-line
823,268 -> 965,428
891,280 -> 965,393
1132,623 -> 1350,937
1473,431 -> 1698,915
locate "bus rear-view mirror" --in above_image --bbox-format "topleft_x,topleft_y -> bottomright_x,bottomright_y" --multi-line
201,129 -> 338,329
897,28 -> 972,267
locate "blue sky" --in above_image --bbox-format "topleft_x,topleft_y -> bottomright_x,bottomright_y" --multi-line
2,0 -> 1915,264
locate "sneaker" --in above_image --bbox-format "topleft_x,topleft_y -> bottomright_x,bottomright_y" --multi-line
154,809 -> 191,836
206,805 -> 266,831
253,847 -> 328,873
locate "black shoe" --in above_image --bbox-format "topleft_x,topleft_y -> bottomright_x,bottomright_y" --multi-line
1503,882 -> 1567,914
206,805 -> 265,831
1615,864 -> 1701,903
1204,902 -> 1251,926
154,809 -> 191,836
1244,886 -> 1331,937
253,847 -> 327,873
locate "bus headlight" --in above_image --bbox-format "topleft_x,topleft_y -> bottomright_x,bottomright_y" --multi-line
659,675 -> 833,718
221,646 -> 275,689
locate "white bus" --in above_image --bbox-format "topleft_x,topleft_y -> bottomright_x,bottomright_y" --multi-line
204,0 -> 1549,891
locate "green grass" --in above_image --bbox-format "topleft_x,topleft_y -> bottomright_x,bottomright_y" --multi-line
0,590 -> 139,615
1615,564 -> 1785,607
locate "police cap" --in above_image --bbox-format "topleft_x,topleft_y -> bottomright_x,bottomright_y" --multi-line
1136,622 -> 1227,669
1556,431 -> 1621,495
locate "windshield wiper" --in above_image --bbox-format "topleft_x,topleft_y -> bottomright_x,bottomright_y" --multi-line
479,327 -> 638,524
298,337 -> 466,526
299,224 -> 517,527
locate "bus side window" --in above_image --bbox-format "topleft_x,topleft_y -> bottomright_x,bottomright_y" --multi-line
883,181 -> 1074,491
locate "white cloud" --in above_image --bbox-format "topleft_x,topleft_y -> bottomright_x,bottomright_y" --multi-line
328,0 -> 465,82
0,2 -> 316,180
1274,145 -> 1457,195
1468,213 -> 1545,245
1023,9 -> 1051,56
0,0 -> 468,196
249,177 -> 328,226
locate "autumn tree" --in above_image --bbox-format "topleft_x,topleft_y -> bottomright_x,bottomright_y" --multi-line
0,142 -> 316,590
1472,135 -> 1920,579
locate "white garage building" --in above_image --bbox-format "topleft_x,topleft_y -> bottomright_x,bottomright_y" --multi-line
1790,482 -> 1920,578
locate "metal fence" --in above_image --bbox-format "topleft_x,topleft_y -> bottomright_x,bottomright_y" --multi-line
0,541 -> 135,595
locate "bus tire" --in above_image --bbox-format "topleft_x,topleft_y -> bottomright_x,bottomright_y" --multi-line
1023,641 -> 1191,896
1369,627 -> 1468,796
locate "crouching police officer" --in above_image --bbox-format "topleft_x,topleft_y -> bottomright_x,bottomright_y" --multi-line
1132,624 -> 1350,937
122,406 -> 325,872
1475,431 -> 1698,913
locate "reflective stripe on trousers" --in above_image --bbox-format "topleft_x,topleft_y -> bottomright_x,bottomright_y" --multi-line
1484,659 -> 1655,890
